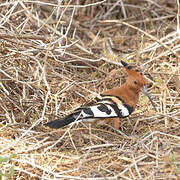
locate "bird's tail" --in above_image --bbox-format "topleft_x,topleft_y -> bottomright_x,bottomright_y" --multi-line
44,112 -> 80,129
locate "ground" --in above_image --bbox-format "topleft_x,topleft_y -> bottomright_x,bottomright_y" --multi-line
0,0 -> 180,179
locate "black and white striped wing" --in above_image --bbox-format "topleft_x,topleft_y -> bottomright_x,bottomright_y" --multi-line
76,94 -> 134,122
44,94 -> 134,129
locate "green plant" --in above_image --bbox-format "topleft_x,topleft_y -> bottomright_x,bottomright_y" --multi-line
0,154 -> 16,180
169,154 -> 180,175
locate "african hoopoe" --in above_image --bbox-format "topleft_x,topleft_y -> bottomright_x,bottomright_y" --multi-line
44,60 -> 156,129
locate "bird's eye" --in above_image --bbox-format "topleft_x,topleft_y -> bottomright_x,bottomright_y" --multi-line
134,80 -> 137,84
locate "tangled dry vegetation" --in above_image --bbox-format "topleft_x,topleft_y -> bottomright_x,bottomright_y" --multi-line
0,0 -> 180,179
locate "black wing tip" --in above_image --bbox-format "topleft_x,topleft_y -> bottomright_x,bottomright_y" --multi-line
44,119 -> 63,129
44,114 -> 77,129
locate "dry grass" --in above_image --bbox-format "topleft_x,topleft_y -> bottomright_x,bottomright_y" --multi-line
0,0 -> 180,179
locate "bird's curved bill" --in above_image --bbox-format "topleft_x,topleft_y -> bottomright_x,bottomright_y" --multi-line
142,86 -> 156,111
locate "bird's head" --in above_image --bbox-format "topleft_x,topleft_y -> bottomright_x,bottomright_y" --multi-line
121,60 -> 156,111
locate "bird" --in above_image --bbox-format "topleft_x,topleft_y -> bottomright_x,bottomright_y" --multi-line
44,60 -> 156,130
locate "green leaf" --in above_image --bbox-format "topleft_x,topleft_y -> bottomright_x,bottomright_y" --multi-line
10,154 -> 16,159
6,166 -> 15,178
